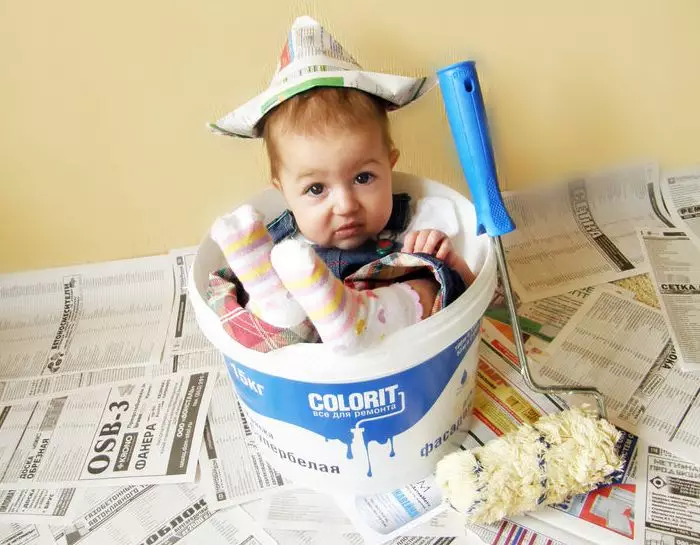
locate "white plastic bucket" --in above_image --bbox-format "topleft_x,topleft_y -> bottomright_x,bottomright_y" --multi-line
189,172 -> 497,494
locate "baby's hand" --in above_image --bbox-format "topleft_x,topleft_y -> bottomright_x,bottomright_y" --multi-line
402,229 -> 452,260
402,229 -> 476,285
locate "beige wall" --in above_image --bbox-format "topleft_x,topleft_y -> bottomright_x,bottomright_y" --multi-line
2,1 -> 699,273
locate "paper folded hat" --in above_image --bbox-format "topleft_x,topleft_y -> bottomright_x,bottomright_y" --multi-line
209,16 -> 436,138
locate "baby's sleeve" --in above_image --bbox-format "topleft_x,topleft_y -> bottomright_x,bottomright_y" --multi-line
401,196 -> 460,240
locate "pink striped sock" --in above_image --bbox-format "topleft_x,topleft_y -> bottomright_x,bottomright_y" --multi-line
270,239 -> 423,353
211,205 -> 306,328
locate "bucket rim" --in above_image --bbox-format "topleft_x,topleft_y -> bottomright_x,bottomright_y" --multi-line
188,173 -> 497,380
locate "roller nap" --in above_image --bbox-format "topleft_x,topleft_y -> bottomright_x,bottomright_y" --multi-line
436,406 -> 623,524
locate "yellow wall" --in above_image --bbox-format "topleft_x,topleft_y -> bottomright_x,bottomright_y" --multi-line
2,1 -> 699,272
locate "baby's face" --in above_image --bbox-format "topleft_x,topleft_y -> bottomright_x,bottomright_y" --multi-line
274,122 -> 397,249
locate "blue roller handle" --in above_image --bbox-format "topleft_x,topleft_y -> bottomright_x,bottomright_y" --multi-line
437,61 -> 515,237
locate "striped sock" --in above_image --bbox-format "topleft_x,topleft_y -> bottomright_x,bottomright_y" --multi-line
210,205 -> 306,328
270,239 -> 423,353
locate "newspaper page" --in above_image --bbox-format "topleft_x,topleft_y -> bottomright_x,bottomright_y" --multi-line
464,340 -> 638,545
0,335 -> 221,406
0,348 -> 220,406
400,501 -> 595,545
0,524 -> 54,545
265,527 -> 473,545
199,373 -> 287,510
0,251 -> 221,405
333,476 -> 447,545
510,285 -> 700,467
617,341 -> 700,467
652,175 -> 675,226
250,485 -> 576,544
660,169 -> 700,249
527,463 -> 636,544
465,517 -> 593,545
260,529 -> 357,545
501,163 -> 673,302
483,312 -> 700,471
401,509 -> 467,538
254,488 -> 356,533
0,256 -> 174,381
0,370 -> 214,488
639,229 -> 700,372
49,484 -> 276,545
0,488 -> 79,524
486,284 -> 632,343
153,249 -> 222,377
0,368 -> 157,406
164,249 -> 217,359
486,286 -> 597,342
634,443 -> 700,545
533,289 -> 670,418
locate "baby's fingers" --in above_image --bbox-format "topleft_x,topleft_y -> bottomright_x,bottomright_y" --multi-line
421,230 -> 446,256
435,238 -> 452,261
402,231 -> 419,253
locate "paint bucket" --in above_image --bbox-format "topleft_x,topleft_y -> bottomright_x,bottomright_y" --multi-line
189,172 -> 497,494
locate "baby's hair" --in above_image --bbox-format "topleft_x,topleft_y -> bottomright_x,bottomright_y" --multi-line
258,87 -> 395,181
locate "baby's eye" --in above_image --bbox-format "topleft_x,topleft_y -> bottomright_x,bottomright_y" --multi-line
354,172 -> 375,185
304,183 -> 325,196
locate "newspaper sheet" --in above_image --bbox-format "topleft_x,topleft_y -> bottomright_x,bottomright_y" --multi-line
465,516 -> 593,545
0,524 -> 53,545
465,339 -> 638,545
634,443 -> 700,545
0,346 -> 221,406
483,311 -> 700,471
0,256 -> 174,382
533,289 -> 670,418
49,484 -> 276,545
164,249 -> 216,359
333,476 -> 447,545
0,367 -> 159,406
526,466 -> 636,544
250,487 -> 469,543
660,169 -> 700,249
486,284 -> 632,345
639,229 -> 700,372
255,488 -> 355,532
518,286 -> 700,466
155,250 -> 222,376
199,373 -> 287,510
401,509 -> 467,538
616,339 -> 700,465
262,529 -> 360,545
0,272 -> 221,528
0,253 -> 221,405
0,370 -> 214,489
486,286 -> 597,342
398,505 -> 594,545
501,163 -> 673,302
265,527 -> 473,545
0,488 -> 79,524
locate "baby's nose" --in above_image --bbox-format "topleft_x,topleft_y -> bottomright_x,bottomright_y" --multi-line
333,189 -> 360,215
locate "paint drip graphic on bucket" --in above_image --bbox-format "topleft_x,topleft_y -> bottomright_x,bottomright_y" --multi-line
226,323 -> 479,477
311,385 -> 407,476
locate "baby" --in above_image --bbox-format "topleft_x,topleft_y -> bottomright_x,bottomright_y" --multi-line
211,87 -> 474,353
207,16 -> 474,353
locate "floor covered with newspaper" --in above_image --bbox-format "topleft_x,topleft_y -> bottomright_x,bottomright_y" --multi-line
1,162 -> 699,545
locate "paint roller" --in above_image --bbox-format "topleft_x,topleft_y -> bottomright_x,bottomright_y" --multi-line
434,61 -> 624,524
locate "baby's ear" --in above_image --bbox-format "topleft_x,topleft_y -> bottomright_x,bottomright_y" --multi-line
390,148 -> 400,169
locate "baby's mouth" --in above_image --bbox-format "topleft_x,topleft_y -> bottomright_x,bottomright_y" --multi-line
334,223 -> 363,240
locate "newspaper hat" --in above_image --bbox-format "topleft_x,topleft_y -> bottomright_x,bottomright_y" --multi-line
209,16 -> 436,138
